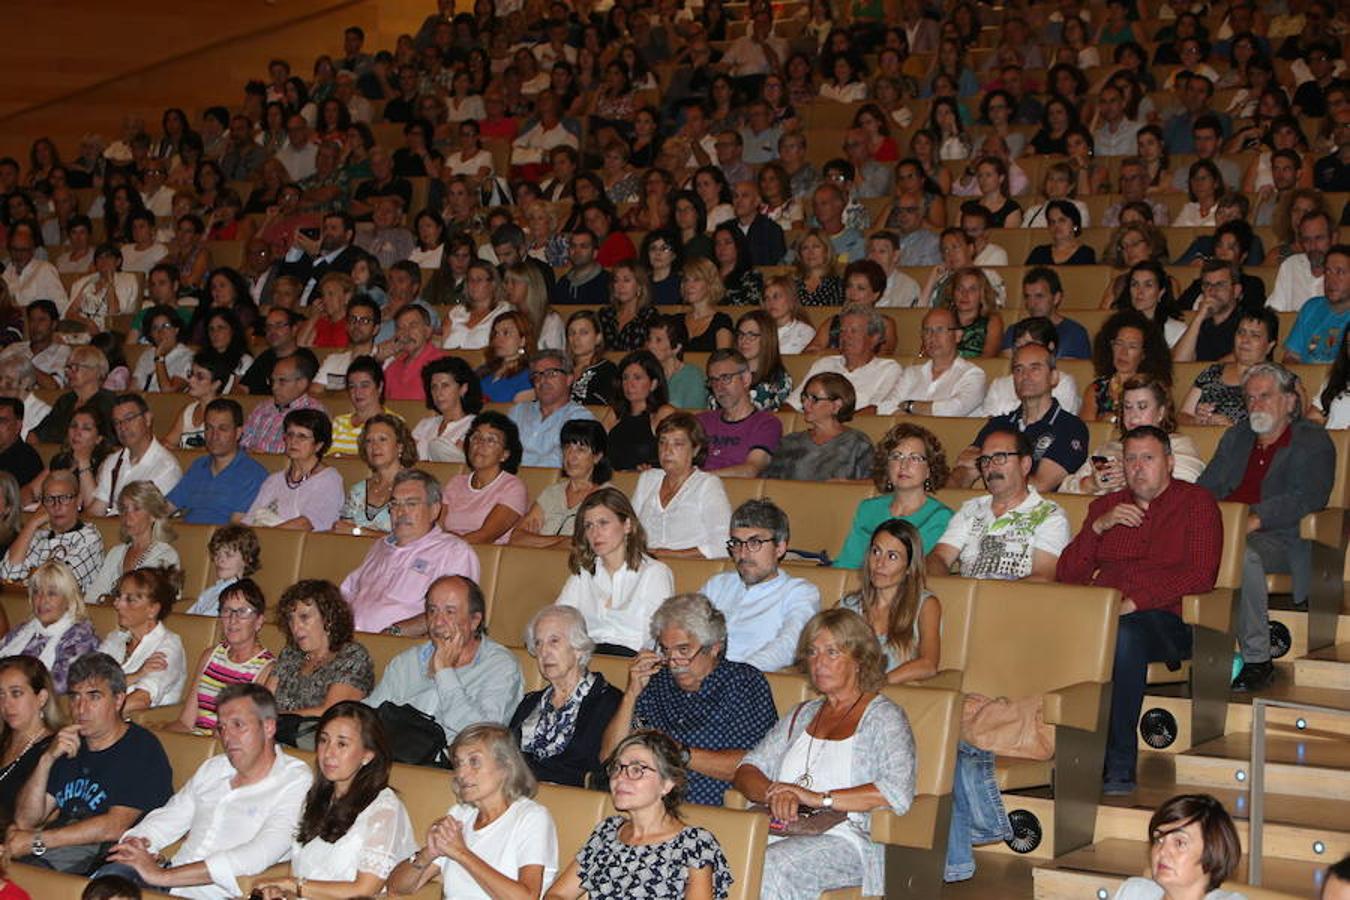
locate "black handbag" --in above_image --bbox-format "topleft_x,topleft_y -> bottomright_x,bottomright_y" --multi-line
275,714 -> 321,749
376,702 -> 450,768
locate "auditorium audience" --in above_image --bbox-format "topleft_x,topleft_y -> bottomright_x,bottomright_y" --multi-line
440,411 -> 528,544
790,306 -> 903,413
328,356 -> 393,457
602,593 -> 778,807
605,350 -> 674,471
734,608 -> 916,899
841,519 -> 940,682
1083,309 -> 1175,423
510,605 -> 624,787
239,353 -> 328,456
30,345 -> 114,446
1179,308 -> 1280,427
100,566 -> 187,712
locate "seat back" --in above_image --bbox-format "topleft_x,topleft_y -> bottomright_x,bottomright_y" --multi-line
720,476 -> 765,515
156,729 -> 217,791
485,546 -> 571,646
765,479 -> 875,558
297,531 -> 379,586
762,670 -> 814,715
86,603 -> 120,640
513,645 -> 545,692
881,686 -> 962,798
780,563 -> 850,612
669,802 -> 769,900
170,610 -> 221,672
1213,501 -> 1250,591
587,652 -> 633,695
541,783 -> 612,864
389,761 -> 455,837
961,581 -> 1119,701
664,557 -> 728,595
925,575 -> 978,680
517,465 -> 561,504
171,522 -> 216,600
9,862 -> 179,900
361,631 -> 423,678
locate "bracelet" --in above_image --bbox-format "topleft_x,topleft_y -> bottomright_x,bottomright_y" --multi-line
409,848 -> 430,870
295,876 -> 306,897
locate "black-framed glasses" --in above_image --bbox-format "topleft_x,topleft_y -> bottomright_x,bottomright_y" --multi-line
41,493 -> 77,507
530,368 -> 566,383
726,536 -> 770,554
706,369 -> 747,388
606,760 -> 657,781
975,451 -> 1020,469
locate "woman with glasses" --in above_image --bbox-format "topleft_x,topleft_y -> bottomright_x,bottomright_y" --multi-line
836,423 -> 954,570
632,413 -> 732,559
101,565 -> 188,711
162,578 -> 274,734
545,730 -> 732,900
337,414 -> 417,535
239,409 -> 345,531
86,480 -> 181,604
0,470 -> 103,594
440,411 -> 528,545
0,561 -> 98,692
413,356 -> 483,464
557,488 -> 675,657
388,723 -> 559,898
164,354 -> 231,449
130,305 -> 192,392
732,310 -> 792,412
734,608 -> 916,900
764,373 -> 874,482
513,420 -> 610,549
641,228 -> 683,308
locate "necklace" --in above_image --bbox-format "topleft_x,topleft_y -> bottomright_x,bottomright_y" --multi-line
285,463 -> 318,489
797,692 -> 866,789
0,731 -> 44,783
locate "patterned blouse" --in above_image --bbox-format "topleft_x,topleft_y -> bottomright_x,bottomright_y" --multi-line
272,641 -> 375,713
519,672 -> 597,760
194,643 -> 276,732
1191,364 -> 1249,424
598,304 -> 662,353
796,275 -> 843,307
577,816 -> 732,900
723,269 -> 764,307
955,316 -> 989,358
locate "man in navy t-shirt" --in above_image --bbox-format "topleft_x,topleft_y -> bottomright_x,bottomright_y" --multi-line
698,349 -> 782,476
999,267 -> 1092,359
9,653 -> 173,875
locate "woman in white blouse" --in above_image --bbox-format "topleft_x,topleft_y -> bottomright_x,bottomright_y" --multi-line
0,560 -> 99,693
386,723 -> 559,900
557,488 -> 675,657
412,356 -> 483,464
408,210 -> 446,269
631,413 -> 732,560
255,702 -> 416,900
819,54 -> 869,104
443,120 -> 494,181
99,565 -> 187,712
64,243 -> 138,334
443,260 -> 511,350
86,480 -> 181,604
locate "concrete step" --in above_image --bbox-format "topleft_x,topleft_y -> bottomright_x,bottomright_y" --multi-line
1174,732 -> 1350,800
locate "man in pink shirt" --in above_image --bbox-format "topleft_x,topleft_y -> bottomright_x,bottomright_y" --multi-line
341,469 -> 480,635
382,305 -> 445,401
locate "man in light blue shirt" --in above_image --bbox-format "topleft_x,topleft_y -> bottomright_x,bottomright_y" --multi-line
1282,245 -> 1350,364
701,499 -> 821,672
365,575 -> 523,741
509,349 -> 597,468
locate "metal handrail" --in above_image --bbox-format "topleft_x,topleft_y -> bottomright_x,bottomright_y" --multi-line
1247,698 -> 1349,885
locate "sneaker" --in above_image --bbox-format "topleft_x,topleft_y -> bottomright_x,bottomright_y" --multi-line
1231,660 -> 1275,693
1102,777 -> 1136,796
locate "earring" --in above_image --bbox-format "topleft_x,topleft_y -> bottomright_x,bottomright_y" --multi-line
923,477 -> 932,491
884,480 -> 894,492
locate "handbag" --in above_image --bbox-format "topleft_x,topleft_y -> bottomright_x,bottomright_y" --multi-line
959,693 -> 1055,761
275,714 -> 321,750
376,702 -> 450,767
748,702 -> 850,836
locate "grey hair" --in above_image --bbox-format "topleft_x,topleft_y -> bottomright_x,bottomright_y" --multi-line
1242,362 -> 1303,419
0,353 -> 37,390
649,593 -> 727,658
529,348 -> 571,374
215,682 -> 278,722
450,723 -> 537,802
44,468 -> 80,497
67,652 -> 127,696
730,497 -> 789,544
525,604 -> 595,670
839,302 -> 885,339
393,468 -> 442,506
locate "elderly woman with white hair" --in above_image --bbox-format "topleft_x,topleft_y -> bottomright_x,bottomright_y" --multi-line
509,605 -> 624,787
85,480 -> 181,603
0,560 -> 99,691
0,353 -> 51,439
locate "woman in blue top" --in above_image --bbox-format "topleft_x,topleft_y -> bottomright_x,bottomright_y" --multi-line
835,423 -> 953,569
477,311 -> 536,403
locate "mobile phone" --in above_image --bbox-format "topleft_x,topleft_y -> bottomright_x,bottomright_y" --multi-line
299,227 -> 320,240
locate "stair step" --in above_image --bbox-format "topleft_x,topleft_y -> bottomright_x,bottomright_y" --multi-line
1032,839 -> 1327,900
1174,733 -> 1350,799
1295,644 -> 1350,690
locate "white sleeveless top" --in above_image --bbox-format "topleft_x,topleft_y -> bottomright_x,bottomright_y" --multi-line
773,727 -> 869,858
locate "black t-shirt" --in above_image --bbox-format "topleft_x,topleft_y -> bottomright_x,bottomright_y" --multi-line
353,176 -> 413,212
48,724 -> 172,824
238,347 -> 319,396
1194,311 -> 1241,362
0,439 -> 43,487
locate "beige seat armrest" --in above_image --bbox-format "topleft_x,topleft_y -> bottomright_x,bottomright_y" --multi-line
1300,508 -> 1346,546
130,703 -> 186,727
916,670 -> 963,690
869,795 -> 939,849
1182,588 -> 1233,632
1042,681 -> 1103,731
723,789 -> 752,810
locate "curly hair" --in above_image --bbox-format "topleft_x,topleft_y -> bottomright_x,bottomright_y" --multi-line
357,413 -> 418,470
872,423 -> 950,493
794,608 -> 887,692
277,579 -> 355,651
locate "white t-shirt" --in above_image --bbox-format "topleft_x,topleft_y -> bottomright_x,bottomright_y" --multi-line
936,488 -> 1071,580
1267,253 -> 1324,313
436,798 -> 558,900
777,320 -> 816,354
121,242 -> 170,274
442,302 -> 511,350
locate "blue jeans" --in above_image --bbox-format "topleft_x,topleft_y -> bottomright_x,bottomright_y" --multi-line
1108,610 -> 1191,783
944,741 -> 1013,882
88,861 -> 149,888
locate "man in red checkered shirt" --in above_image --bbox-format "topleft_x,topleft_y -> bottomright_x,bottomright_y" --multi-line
1057,424 -> 1223,796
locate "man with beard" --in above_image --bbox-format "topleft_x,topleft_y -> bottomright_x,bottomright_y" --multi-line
699,499 -> 820,671
278,210 -> 361,305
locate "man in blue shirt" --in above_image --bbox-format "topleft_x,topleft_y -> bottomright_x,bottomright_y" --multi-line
166,399 -> 268,524
701,499 -> 820,672
1283,244 -> 1350,364
508,350 -> 597,468
1161,74 -> 1231,155
999,267 -> 1092,359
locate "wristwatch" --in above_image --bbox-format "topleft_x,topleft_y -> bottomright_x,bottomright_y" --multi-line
30,830 -> 46,858
386,624 -> 402,636
904,400 -> 915,415
820,792 -> 835,809
408,848 -> 430,870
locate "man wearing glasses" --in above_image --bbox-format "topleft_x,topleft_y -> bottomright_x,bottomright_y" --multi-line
927,427 -> 1070,582
239,355 -> 327,455
342,470 -> 481,636
697,349 -> 781,476
314,296 -> 381,391
92,394 -> 182,516
601,593 -> 777,807
382,305 -> 446,402
508,350 -> 597,468
0,469 -> 104,592
699,499 -> 820,672
1172,260 -> 1246,363
887,307 -> 987,417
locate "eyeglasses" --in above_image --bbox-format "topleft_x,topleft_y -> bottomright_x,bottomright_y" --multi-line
219,606 -> 258,620
112,412 -> 145,427
801,393 -> 834,405
606,760 -> 657,781
975,451 -> 1020,469
347,314 -> 376,325
41,493 -> 77,507
530,368 -> 566,383
656,641 -> 705,663
887,451 -> 928,465
706,369 -> 747,387
734,329 -> 761,340
726,536 -> 771,553
1200,279 -> 1232,292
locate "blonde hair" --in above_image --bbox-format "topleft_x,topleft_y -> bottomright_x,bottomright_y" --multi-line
680,257 -> 726,307
504,262 -> 550,343
793,228 -> 838,280
116,480 -> 177,545
29,560 -> 89,623
69,344 -> 109,380
450,723 -> 537,803
794,608 -> 887,692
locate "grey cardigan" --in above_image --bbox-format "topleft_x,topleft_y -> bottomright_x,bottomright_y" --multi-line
739,695 -> 916,897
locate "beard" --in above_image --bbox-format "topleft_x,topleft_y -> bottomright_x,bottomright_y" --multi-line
1248,411 -> 1277,435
